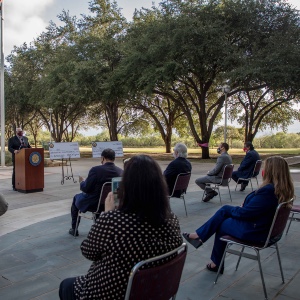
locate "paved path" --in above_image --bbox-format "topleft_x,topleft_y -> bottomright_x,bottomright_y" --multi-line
0,158 -> 300,300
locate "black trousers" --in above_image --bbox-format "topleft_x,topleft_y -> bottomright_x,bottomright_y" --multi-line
71,196 -> 104,229
59,277 -> 76,300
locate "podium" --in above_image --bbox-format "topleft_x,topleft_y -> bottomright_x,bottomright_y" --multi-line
15,148 -> 44,193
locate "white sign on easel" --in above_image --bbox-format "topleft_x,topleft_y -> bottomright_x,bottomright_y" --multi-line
49,142 -> 80,160
92,141 -> 124,158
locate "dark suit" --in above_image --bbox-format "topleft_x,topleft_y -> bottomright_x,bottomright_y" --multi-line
71,162 -> 123,229
8,135 -> 31,189
232,150 -> 260,186
195,184 -> 278,266
163,157 -> 192,197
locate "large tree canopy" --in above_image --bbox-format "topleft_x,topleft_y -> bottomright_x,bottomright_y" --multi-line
119,0 -> 300,157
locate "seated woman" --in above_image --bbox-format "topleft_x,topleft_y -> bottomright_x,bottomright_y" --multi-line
59,155 -> 183,300
183,156 -> 294,274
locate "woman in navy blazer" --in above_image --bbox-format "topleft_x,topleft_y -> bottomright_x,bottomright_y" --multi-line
183,156 -> 294,273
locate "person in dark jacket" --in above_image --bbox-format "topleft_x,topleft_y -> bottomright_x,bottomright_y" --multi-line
69,148 -> 123,236
163,143 -> 192,197
183,156 -> 294,274
8,127 -> 31,191
232,142 -> 260,191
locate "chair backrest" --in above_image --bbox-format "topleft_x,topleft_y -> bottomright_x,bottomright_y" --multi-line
170,173 -> 191,197
95,182 -> 112,213
124,243 -> 187,300
252,160 -> 262,176
220,164 -> 234,185
264,198 -> 294,247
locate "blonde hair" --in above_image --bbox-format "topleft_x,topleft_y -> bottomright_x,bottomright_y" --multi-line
260,156 -> 294,206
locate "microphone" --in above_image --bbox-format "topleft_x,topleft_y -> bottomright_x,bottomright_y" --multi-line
19,137 -> 25,150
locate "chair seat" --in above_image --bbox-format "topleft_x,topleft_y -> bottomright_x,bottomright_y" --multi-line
291,205 -> 300,213
221,235 -> 280,248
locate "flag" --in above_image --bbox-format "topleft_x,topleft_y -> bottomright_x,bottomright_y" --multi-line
198,142 -> 209,148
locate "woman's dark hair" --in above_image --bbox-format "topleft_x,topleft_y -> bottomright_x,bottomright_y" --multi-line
119,155 -> 171,226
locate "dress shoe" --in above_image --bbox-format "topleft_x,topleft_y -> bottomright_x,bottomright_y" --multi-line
240,183 -> 247,191
182,233 -> 203,249
202,190 -> 218,202
69,228 -> 79,236
206,263 -> 224,274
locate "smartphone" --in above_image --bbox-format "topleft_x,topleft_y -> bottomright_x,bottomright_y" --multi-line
112,177 -> 122,207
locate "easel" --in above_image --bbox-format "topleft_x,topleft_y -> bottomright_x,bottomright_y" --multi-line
61,155 -> 77,185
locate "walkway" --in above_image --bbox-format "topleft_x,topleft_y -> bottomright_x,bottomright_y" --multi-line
0,158 -> 300,300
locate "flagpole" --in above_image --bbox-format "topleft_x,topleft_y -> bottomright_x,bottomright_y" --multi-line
0,1 -> 5,167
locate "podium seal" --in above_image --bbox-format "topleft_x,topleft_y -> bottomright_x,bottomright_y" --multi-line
29,152 -> 42,166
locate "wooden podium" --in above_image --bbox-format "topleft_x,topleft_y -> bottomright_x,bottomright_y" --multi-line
15,148 -> 44,193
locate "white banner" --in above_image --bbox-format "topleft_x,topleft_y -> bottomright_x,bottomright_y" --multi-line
91,141 -> 124,158
49,142 -> 80,160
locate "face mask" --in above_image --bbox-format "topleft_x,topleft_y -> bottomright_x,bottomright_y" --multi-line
243,147 -> 247,152
261,169 -> 265,177
217,147 -> 221,154
17,131 -> 23,137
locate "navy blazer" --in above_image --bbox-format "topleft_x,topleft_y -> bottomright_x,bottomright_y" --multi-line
74,162 -> 123,213
220,184 -> 278,242
163,157 -> 192,197
8,135 -> 31,162
233,150 -> 260,179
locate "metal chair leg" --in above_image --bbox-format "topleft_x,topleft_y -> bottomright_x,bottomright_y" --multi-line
182,195 -> 188,217
235,246 -> 245,270
275,243 -> 285,283
228,185 -> 232,202
256,251 -> 268,299
74,214 -> 80,238
214,244 -> 228,284
285,212 -> 294,235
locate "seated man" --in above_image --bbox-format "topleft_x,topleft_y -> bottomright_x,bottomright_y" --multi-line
232,141 -> 260,191
195,142 -> 232,202
163,143 -> 192,197
69,148 -> 123,236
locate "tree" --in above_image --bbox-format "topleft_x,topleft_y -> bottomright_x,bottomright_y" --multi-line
76,0 -> 129,141
131,94 -> 184,152
120,0 -> 300,158
229,88 -> 300,141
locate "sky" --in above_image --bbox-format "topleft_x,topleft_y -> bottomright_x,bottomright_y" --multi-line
2,0 -> 300,136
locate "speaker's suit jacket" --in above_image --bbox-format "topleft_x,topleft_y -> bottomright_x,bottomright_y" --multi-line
74,162 -> 123,213
8,135 -> 31,162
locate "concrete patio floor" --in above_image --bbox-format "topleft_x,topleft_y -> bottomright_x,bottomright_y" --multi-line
0,157 -> 300,300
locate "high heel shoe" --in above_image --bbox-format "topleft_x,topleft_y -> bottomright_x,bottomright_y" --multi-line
206,263 -> 224,274
182,233 -> 203,249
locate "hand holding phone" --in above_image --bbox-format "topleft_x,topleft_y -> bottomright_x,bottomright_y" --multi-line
112,177 -> 122,207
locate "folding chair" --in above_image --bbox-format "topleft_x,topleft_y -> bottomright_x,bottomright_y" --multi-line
215,198 -> 294,300
168,173 -> 191,217
202,164 -> 234,204
124,243 -> 187,300
235,160 -> 262,191
74,182 -> 111,237
285,204 -> 300,235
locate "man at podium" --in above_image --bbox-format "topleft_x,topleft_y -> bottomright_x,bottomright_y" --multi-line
8,127 -> 31,191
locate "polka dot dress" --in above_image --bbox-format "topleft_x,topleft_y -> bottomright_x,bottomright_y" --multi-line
74,210 -> 183,299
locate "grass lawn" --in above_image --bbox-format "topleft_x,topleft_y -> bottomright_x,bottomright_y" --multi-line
79,147 -> 300,164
